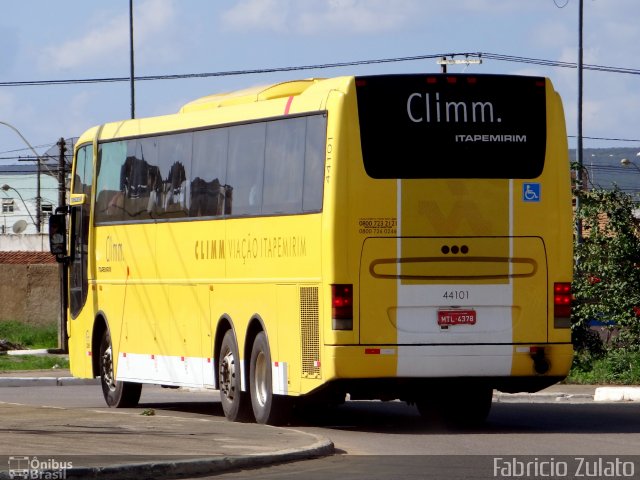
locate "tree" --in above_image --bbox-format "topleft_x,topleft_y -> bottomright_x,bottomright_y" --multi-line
573,187 -> 640,354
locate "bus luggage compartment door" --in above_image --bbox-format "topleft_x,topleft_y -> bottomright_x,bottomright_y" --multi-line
358,237 -> 548,346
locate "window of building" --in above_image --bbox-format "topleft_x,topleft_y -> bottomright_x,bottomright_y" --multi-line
41,203 -> 53,219
2,198 -> 15,214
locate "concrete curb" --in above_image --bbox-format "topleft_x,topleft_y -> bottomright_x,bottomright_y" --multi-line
3,349 -> 50,356
594,386 -> 640,402
495,387 -> 640,403
494,392 -> 594,403
0,377 -> 99,387
0,434 -> 334,480
73,436 -> 333,480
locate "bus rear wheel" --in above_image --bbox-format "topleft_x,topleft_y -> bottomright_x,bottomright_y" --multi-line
99,330 -> 141,408
249,332 -> 291,425
218,330 -> 252,422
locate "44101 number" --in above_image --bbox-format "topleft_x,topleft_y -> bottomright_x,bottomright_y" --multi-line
442,290 -> 469,301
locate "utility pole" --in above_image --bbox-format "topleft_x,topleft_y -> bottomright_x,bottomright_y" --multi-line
129,0 -> 136,119
575,0 -> 584,241
57,137 -> 68,353
36,157 -> 41,233
57,138 -> 66,207
577,0 -> 584,172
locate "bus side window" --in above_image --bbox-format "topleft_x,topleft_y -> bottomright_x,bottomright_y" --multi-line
227,123 -> 266,216
192,128 -> 229,218
263,117 -> 305,214
303,115 -> 327,212
157,133 -> 191,218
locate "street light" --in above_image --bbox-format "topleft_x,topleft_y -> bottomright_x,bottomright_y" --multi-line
620,158 -> 640,173
0,120 -> 43,232
1,184 -> 37,230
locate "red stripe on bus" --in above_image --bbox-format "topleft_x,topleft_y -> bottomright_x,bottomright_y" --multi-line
365,348 -> 380,355
284,96 -> 294,115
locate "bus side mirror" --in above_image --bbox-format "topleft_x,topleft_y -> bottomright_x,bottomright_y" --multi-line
49,212 -> 68,262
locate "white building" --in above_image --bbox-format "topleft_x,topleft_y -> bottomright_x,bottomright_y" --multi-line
0,170 -> 60,252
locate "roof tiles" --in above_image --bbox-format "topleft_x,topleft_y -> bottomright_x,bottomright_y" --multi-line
0,251 -> 56,264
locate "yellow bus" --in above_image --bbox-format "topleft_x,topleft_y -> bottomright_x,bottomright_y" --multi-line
50,73 -> 573,426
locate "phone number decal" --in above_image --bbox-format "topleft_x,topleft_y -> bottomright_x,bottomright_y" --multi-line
358,217 -> 397,235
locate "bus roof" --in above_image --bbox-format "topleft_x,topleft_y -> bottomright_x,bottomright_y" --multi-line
179,79 -> 325,113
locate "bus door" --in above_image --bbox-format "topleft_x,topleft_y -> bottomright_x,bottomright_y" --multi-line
69,144 -> 94,320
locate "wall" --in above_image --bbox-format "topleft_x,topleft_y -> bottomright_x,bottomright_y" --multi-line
0,234 -> 49,252
0,263 -> 60,326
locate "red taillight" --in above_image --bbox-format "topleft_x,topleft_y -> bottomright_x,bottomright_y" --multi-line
553,282 -> 572,319
332,284 -> 353,330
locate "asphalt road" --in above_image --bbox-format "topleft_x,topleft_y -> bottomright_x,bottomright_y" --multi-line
2,384 -> 640,479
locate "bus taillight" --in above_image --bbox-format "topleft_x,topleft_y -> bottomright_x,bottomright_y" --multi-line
553,282 -> 572,328
332,284 -> 353,330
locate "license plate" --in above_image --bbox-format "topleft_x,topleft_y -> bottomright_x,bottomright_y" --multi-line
437,309 -> 476,326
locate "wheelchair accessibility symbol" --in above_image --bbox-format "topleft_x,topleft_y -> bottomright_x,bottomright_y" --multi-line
523,183 -> 541,202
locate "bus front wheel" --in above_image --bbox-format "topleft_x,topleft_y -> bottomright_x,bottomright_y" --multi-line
218,330 -> 252,422
99,330 -> 142,408
249,332 -> 291,425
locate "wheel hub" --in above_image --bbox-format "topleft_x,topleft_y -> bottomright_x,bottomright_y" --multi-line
219,351 -> 236,400
254,351 -> 268,407
101,345 -> 116,391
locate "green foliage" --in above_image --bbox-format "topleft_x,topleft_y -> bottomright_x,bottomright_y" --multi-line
0,355 -> 69,372
567,350 -> 640,385
0,321 -> 59,350
572,186 -> 640,353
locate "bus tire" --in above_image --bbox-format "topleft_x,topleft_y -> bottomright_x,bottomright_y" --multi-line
99,329 -> 142,408
250,332 -> 291,425
218,330 -> 253,422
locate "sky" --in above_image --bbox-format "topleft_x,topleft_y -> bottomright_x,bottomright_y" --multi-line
1,0 -> 639,164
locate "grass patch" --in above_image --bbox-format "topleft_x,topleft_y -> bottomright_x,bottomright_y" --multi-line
0,320 -> 59,349
0,355 -> 69,372
566,350 -> 640,385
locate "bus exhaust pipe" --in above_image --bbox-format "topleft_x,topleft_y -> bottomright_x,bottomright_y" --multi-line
530,347 -> 550,375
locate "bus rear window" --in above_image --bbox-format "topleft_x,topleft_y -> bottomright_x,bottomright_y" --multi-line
356,74 -> 547,179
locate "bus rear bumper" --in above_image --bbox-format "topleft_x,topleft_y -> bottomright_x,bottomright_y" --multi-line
322,343 -> 573,395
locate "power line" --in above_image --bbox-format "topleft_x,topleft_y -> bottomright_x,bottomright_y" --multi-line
0,51 -> 638,88
569,135 -> 640,143
0,53 -> 450,87
481,53 -> 640,75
